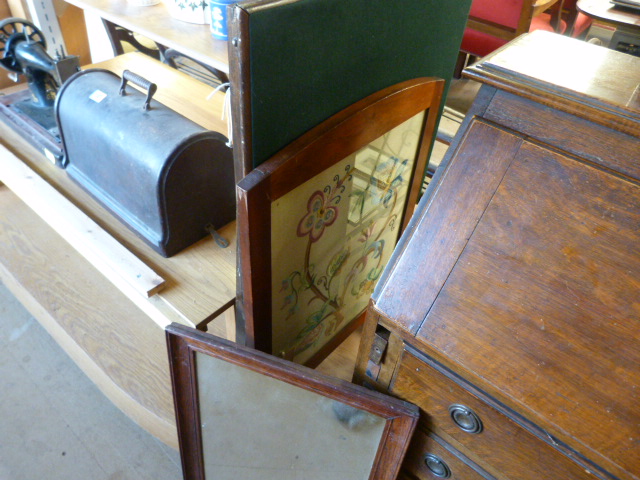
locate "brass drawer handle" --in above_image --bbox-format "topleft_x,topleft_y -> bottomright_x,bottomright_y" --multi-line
448,404 -> 483,434
424,453 -> 451,478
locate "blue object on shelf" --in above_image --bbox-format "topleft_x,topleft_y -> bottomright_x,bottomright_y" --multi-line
210,0 -> 235,39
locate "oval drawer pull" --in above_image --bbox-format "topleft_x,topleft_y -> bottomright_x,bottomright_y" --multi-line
424,453 -> 451,478
448,404 -> 483,434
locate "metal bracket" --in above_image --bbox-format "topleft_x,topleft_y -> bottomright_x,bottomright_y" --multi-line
205,223 -> 229,248
369,327 -> 390,365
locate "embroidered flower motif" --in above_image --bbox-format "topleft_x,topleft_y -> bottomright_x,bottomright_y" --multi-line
369,156 -> 408,208
297,191 -> 338,242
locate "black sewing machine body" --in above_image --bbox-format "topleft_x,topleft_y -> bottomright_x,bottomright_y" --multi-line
0,17 -> 79,162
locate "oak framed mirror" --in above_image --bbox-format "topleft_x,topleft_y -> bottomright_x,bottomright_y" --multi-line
166,323 -> 419,480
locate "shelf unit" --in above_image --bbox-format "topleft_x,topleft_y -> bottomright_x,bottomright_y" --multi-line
65,0 -> 229,72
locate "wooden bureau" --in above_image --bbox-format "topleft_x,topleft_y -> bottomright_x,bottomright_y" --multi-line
354,31 -> 639,480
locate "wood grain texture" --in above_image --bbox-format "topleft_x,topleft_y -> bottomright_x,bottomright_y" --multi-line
391,350 -> 596,480
228,4 -> 253,181
64,0 -> 229,73
464,31 -> 640,138
0,54 -> 236,327
373,120 -> 522,335
418,143 -> 640,480
0,144 -> 166,300
0,186 -> 178,446
360,34 -> 640,480
484,90 -> 640,181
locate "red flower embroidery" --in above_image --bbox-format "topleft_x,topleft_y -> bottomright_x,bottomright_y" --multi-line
297,191 -> 338,242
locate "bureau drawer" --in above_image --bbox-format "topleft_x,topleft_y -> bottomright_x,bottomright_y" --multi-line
403,429 -> 490,480
390,349 -> 595,480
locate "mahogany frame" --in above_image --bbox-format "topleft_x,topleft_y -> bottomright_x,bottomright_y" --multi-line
235,78 -> 443,364
166,322 -> 419,480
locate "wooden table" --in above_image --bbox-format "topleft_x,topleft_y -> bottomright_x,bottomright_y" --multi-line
578,0 -> 640,28
0,53 -> 235,448
578,0 -> 640,55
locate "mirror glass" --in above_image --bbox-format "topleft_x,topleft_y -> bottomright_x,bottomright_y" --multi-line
196,351 -> 386,480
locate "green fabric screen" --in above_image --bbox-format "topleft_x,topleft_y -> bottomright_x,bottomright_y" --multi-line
246,0 -> 471,169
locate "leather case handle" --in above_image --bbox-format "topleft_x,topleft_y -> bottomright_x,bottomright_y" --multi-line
119,69 -> 158,111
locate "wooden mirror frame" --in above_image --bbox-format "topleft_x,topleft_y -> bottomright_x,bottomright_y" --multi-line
166,323 -> 419,480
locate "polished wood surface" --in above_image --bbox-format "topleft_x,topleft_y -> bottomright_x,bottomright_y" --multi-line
403,430 -> 490,480
577,0 -> 640,27
64,0 -> 229,72
0,186 -> 178,446
356,33 -> 640,480
0,53 -> 235,446
391,349 -> 595,480
466,30 -> 640,136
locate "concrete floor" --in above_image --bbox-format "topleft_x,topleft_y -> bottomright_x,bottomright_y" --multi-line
0,281 -> 182,480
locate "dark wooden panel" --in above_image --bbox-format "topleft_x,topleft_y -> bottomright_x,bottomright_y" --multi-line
391,350 -> 596,480
464,31 -> 640,138
417,143 -> 640,480
373,121 -> 522,334
485,90 -> 640,181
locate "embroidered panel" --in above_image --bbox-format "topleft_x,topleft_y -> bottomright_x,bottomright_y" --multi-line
271,111 -> 425,363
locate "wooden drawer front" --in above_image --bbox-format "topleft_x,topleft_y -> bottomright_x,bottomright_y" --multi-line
403,429 -> 490,480
390,349 -> 595,480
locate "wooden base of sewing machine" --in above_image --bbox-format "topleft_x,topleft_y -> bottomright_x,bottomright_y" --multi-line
0,53 -> 235,448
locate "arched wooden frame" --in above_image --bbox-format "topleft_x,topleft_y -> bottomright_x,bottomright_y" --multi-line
236,78 -> 444,365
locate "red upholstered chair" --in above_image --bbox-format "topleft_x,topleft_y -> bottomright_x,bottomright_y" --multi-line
459,0 -> 566,61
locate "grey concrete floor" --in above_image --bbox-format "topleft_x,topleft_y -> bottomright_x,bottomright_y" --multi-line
0,281 -> 182,480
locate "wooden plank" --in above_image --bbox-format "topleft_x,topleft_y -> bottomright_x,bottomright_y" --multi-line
0,53 -> 236,327
464,31 -> 640,138
0,185 -> 177,446
0,145 -> 166,299
418,143 -> 640,480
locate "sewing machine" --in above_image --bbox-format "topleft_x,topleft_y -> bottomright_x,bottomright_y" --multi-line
0,17 -> 79,163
